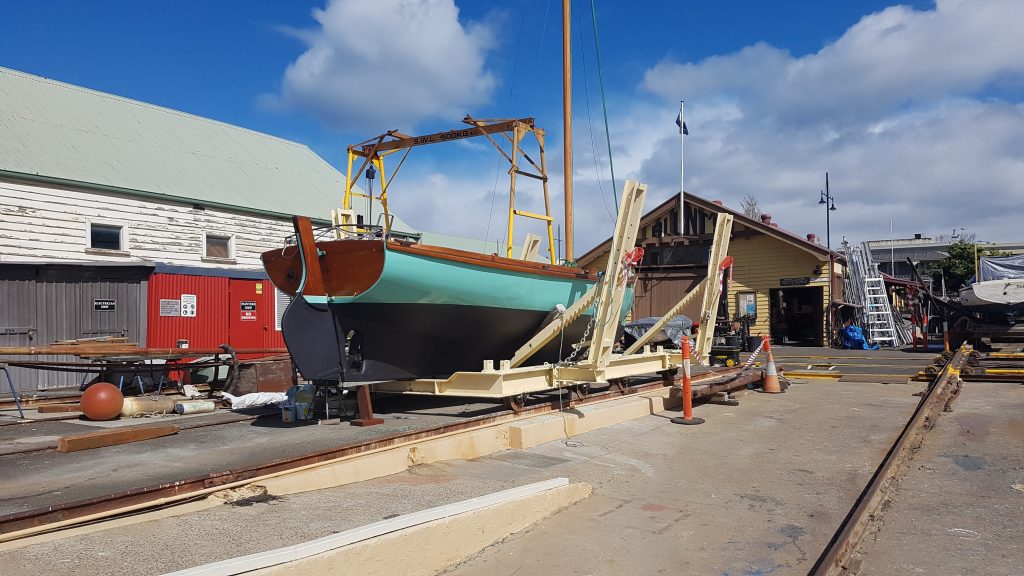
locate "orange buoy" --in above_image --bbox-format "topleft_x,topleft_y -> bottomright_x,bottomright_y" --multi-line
81,382 -> 124,420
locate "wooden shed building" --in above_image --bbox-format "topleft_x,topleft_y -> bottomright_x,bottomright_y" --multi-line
0,67 -> 423,391
577,193 -> 846,347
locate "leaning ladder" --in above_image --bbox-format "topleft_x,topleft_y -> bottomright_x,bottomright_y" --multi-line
864,278 -> 897,346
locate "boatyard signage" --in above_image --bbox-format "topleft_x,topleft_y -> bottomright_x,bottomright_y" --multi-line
412,128 -> 477,146
240,300 -> 257,321
682,206 -> 718,236
93,299 -> 116,312
780,277 -> 811,286
159,299 -> 180,317
180,294 -> 197,317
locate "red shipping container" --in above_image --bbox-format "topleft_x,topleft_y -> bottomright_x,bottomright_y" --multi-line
147,273 -> 285,352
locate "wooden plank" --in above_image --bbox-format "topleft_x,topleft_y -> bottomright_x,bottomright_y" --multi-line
56,424 -> 180,453
37,404 -> 82,413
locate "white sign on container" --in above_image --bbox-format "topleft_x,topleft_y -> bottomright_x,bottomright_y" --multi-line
180,294 -> 197,317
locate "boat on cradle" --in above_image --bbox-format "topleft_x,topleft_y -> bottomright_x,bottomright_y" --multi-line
958,254 -> 1024,323
959,279 -> 1024,321
262,223 -> 632,382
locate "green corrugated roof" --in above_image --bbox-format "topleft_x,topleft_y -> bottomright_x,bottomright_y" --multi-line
0,66 -> 414,233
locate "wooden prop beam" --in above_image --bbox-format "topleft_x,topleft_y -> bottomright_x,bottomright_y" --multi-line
37,404 -> 82,413
694,214 -> 733,364
57,424 -> 180,453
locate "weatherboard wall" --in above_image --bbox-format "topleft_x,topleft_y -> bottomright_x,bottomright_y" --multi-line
0,178 -> 298,269
726,234 -> 831,339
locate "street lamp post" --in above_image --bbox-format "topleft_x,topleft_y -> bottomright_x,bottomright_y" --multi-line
819,172 -> 837,346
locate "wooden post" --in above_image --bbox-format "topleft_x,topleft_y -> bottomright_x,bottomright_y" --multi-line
351,385 -> 384,427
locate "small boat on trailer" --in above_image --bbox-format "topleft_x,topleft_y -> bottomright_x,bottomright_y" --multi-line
959,279 -> 1024,323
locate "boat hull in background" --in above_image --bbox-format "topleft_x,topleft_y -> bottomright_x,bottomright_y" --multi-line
959,279 -> 1024,321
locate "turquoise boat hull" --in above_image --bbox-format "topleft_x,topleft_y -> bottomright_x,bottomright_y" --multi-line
263,236 -> 633,382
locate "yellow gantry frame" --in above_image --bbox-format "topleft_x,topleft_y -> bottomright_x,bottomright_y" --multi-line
343,117 -> 557,264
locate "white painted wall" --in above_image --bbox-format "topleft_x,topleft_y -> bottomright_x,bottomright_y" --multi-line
0,178 -> 299,269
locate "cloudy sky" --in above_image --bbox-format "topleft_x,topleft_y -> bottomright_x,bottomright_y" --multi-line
4,0 -> 1022,258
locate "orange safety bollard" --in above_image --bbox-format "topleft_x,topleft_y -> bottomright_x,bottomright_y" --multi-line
671,335 -> 705,425
761,335 -> 783,393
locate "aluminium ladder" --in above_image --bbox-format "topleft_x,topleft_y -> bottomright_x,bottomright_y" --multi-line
864,278 -> 898,346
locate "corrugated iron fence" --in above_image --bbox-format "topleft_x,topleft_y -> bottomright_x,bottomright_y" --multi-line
0,263 -> 149,391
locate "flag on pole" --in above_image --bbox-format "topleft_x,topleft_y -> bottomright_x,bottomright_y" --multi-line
675,114 -> 688,135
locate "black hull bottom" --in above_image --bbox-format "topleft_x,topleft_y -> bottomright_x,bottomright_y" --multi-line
283,300 -> 594,383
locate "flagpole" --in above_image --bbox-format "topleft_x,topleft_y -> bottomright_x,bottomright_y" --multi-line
679,100 -> 685,235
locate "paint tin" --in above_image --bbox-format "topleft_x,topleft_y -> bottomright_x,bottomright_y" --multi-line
281,406 -> 295,423
294,402 -> 312,420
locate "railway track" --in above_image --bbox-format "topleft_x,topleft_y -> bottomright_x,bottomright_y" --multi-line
0,366 -> 763,541
809,343 -> 973,575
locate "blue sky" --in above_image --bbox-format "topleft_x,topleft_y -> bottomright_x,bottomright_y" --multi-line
3,0 -> 1020,256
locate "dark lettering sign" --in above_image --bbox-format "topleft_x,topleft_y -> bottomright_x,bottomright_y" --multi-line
240,301 -> 257,311
780,277 -> 811,286
94,299 -> 116,312
412,128 -> 476,146
682,205 -> 716,236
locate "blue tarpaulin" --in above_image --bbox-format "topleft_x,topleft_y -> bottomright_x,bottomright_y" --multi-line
841,324 -> 879,350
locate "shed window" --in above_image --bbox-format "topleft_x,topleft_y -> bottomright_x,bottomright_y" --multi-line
205,234 -> 233,259
90,223 -> 123,250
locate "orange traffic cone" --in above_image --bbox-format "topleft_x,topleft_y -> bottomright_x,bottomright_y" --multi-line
761,335 -> 782,393
671,336 -> 705,425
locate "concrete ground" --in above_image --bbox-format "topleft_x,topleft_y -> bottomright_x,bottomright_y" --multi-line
857,380 -> 1024,575
0,392 -> 513,517
1,377 -> 924,575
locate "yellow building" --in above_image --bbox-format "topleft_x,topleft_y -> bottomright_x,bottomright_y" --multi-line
577,193 -> 846,346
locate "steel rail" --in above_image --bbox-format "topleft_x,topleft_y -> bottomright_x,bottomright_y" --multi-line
809,345 -> 968,575
0,367 -> 760,539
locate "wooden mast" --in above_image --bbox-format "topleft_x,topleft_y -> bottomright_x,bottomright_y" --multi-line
562,0 -> 574,261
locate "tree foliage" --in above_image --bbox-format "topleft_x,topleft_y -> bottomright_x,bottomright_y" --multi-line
740,194 -> 761,220
933,240 -> 1008,291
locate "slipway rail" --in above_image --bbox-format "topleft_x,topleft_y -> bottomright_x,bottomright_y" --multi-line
810,344 -> 969,575
0,366 -> 762,541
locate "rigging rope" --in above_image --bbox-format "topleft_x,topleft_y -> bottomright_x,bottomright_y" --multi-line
590,0 -> 619,212
576,1 -> 616,222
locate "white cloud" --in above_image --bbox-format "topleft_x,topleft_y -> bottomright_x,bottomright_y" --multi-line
642,0 -> 1024,127
629,0 -> 1024,246
290,0 -> 1024,255
269,0 -> 499,132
